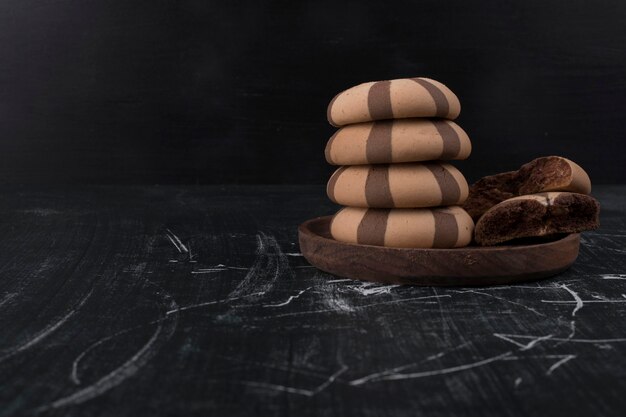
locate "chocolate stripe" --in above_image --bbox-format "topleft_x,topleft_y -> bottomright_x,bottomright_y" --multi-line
424,163 -> 461,205
365,165 -> 394,207
326,166 -> 346,203
432,120 -> 461,159
368,81 -> 394,121
327,93 -> 340,126
366,121 -> 393,164
325,131 -> 339,164
411,78 -> 449,118
357,209 -> 390,246
432,210 -> 459,248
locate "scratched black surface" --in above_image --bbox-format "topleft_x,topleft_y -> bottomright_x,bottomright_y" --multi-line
0,185 -> 625,416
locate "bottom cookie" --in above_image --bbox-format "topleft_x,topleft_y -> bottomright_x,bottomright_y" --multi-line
474,192 -> 600,246
330,206 -> 474,248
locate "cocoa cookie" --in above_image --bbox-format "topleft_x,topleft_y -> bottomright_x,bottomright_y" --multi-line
327,162 -> 469,208
463,156 -> 592,221
474,192 -> 600,246
327,77 -> 461,127
330,206 -> 474,248
325,119 -> 471,165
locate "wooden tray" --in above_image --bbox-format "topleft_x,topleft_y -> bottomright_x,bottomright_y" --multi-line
298,216 -> 580,286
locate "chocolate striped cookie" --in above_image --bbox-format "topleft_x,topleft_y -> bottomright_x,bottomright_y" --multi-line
327,162 -> 469,208
327,77 -> 461,127
330,206 -> 474,248
474,192 -> 600,246
463,156 -> 592,221
325,118 -> 471,165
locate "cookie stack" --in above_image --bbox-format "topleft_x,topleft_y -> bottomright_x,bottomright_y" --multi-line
325,77 -> 475,248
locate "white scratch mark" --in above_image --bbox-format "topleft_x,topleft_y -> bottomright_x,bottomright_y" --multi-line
546,355 -> 576,375
165,228 -> 188,253
454,289 -> 546,317
358,294 -> 451,309
350,342 -> 472,386
565,320 -> 577,342
229,233 -> 290,298
492,334 -> 528,349
349,352 -> 512,385
165,235 -> 182,253
560,284 -> 583,316
265,307 -> 351,318
317,274 -> 355,313
166,292 -> 266,315
191,265 -> 249,274
347,363 -> 418,386
426,351 -> 447,361
43,285 -> 179,411
285,253 -> 303,257
454,285 -> 562,291
0,289 -> 93,364
242,365 -> 347,397
263,287 -> 312,308
70,324 -> 142,385
432,287 -> 450,344
521,334 -> 554,351
493,334 -> 626,344
541,299 -> 626,304
326,297 -> 354,312
558,338 -> 626,343
266,294 -> 450,319
326,279 -> 352,283
349,282 -> 399,296
312,365 -> 348,394
601,274 -> 626,280
42,322 -> 167,411
493,333 -> 553,350
0,292 -> 17,309
502,354 -> 574,361
187,243 -> 194,261
242,381 -> 314,396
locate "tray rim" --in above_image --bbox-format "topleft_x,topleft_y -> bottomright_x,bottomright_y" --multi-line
298,216 -> 581,286
299,216 -> 580,253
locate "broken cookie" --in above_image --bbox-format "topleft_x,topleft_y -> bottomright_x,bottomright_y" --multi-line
463,156 -> 591,221
474,192 -> 599,246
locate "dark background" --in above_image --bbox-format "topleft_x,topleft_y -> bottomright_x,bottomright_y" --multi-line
0,0 -> 624,185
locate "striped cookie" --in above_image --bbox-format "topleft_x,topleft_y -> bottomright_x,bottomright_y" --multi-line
327,77 -> 461,127
474,192 -> 600,246
327,162 -> 469,208
330,206 -> 474,248
325,118 -> 471,165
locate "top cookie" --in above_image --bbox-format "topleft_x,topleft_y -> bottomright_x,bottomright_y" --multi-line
327,77 -> 461,127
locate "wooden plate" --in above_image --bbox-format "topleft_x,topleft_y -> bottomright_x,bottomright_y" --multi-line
298,216 -> 580,286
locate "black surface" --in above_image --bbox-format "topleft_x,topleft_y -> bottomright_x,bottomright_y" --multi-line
0,185 -> 625,416
1,1 -> 625,184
